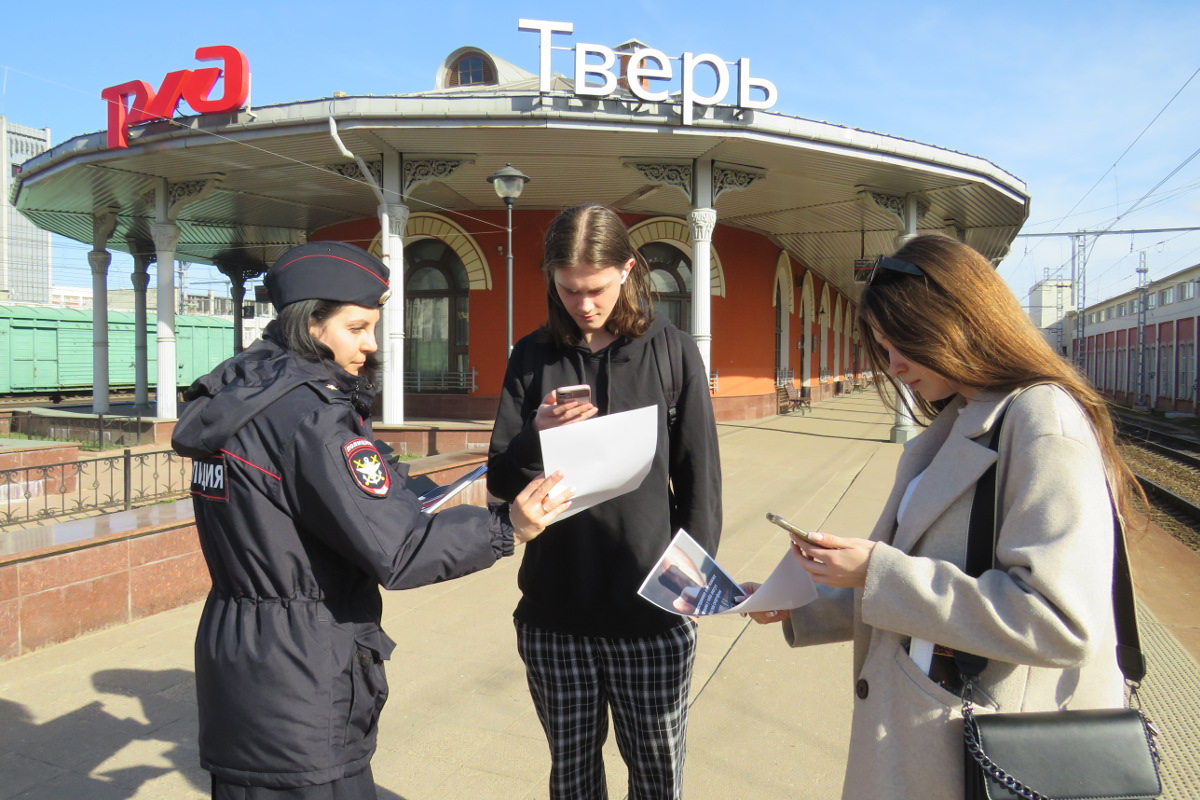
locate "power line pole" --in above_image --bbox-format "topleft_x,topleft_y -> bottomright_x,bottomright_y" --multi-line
1135,252 -> 1150,410
1053,271 -> 1066,353
1017,225 -> 1200,367
176,261 -> 189,314
1071,233 -> 1088,368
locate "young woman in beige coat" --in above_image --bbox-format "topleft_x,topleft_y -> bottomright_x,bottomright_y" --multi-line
743,234 -> 1143,799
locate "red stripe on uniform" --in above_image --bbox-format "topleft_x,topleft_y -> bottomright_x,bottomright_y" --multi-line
273,253 -> 388,285
220,449 -> 282,480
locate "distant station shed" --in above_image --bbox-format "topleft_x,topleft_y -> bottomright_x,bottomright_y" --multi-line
12,21 -> 1029,425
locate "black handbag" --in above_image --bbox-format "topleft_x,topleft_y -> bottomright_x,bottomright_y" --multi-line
954,409 -> 1163,800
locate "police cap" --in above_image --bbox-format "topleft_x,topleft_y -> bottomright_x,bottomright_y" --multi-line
264,241 -> 391,310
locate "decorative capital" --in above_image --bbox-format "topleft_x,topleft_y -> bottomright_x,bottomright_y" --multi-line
91,209 -> 119,250
712,166 -> 764,202
943,219 -> 966,243
385,203 -> 410,239
150,222 -> 181,254
402,160 -> 466,195
867,191 -> 906,219
631,163 -> 693,201
330,159 -> 383,187
126,236 -> 156,271
861,189 -> 930,228
688,208 -> 717,242
169,180 -> 207,207
215,262 -> 266,284
88,250 -> 112,275
167,177 -> 221,219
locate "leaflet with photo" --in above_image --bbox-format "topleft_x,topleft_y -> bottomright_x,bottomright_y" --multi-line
638,530 -> 818,617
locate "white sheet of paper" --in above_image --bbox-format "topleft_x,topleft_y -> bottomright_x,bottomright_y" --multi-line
722,547 -> 819,615
539,405 -> 658,522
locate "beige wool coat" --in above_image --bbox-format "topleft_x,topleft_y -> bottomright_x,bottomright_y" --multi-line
784,384 -> 1126,800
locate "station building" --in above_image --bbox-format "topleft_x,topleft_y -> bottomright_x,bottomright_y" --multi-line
1066,264 -> 1200,414
11,22 -> 1030,428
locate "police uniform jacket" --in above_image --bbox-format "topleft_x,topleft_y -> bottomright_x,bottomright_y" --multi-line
173,324 -> 514,789
488,316 -> 722,638
782,385 -> 1125,799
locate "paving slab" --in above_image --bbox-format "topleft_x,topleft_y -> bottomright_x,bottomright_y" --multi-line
0,394 -> 1196,799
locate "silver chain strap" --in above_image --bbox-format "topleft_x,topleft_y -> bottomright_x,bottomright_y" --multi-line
960,679 -> 1161,800
961,680 -> 1051,800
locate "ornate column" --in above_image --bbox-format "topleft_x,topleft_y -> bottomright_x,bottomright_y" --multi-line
633,159 -> 762,383
149,176 -> 220,419
687,208 -> 717,375
127,240 -> 154,409
370,148 -> 407,425
689,158 -> 716,377
895,193 -> 921,251
89,210 -> 118,413
380,202 -> 408,425
151,222 -> 180,419
876,191 -> 922,443
88,249 -> 113,413
214,261 -> 265,353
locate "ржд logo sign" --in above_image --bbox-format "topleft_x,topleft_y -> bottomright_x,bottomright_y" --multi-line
101,45 -> 250,149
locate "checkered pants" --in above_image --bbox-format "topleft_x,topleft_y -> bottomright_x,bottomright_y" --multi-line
516,620 -> 698,800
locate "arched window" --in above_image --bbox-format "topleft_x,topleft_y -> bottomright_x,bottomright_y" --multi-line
448,53 -> 496,87
405,239 -> 469,391
641,242 -> 692,333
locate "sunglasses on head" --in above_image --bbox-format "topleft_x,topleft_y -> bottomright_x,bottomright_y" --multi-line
866,255 -> 925,285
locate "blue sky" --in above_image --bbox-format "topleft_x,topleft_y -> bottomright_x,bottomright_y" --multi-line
4,0 -> 1199,309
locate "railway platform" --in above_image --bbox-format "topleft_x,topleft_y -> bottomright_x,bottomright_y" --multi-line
0,393 -> 1197,799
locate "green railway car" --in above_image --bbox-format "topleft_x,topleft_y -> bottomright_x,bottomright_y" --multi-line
0,305 -> 237,395
174,314 -> 235,385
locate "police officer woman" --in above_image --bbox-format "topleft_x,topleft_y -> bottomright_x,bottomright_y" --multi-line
173,241 -> 571,800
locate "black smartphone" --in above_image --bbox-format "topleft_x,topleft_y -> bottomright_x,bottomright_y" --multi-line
766,513 -> 824,546
556,384 -> 593,405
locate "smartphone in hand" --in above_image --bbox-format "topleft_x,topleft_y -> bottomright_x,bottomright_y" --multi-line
766,513 -> 825,547
556,384 -> 593,405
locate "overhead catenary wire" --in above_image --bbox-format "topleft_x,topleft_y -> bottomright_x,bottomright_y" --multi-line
1048,65 -> 1200,236
1005,64 -> 1200,299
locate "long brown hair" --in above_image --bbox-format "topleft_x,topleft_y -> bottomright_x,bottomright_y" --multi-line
858,234 -> 1140,516
540,203 -> 654,346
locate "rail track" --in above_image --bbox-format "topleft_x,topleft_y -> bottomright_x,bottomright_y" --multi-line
0,391 -> 141,411
1115,413 -> 1200,552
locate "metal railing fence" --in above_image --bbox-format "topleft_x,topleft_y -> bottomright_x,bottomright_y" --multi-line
403,369 -> 478,392
0,449 -> 190,527
9,412 -> 156,449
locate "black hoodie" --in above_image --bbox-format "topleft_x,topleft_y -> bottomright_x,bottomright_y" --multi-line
173,323 -> 514,788
488,316 -> 723,638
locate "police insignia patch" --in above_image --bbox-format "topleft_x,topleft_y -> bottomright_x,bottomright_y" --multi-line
342,438 -> 390,497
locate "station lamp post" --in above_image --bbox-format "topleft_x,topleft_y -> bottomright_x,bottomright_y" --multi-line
487,163 -> 531,355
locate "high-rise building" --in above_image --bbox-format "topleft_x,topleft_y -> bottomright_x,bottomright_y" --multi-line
1028,276 -> 1074,353
1,117 -> 53,303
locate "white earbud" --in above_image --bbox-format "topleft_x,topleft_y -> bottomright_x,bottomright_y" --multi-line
620,270 -> 629,285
